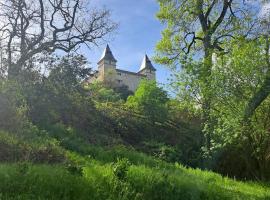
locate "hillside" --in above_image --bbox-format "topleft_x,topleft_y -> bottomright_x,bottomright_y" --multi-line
0,0 -> 270,199
0,129 -> 269,200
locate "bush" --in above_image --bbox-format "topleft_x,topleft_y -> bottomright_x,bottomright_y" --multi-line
126,80 -> 169,123
0,81 -> 28,133
113,158 -> 131,180
0,130 -> 65,164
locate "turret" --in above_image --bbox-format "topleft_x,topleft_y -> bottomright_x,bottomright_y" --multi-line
97,44 -> 117,84
138,54 -> 156,80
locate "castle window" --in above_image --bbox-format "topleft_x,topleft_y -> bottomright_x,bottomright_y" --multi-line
117,79 -> 122,83
117,72 -> 121,76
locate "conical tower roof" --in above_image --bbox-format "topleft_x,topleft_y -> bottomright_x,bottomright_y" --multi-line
98,44 -> 117,64
139,54 -> 156,72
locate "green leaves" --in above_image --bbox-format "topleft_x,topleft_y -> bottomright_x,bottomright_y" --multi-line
88,82 -> 122,103
113,158 -> 131,181
126,80 -> 169,123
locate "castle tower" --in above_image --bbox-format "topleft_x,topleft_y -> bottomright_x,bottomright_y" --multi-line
97,44 -> 117,85
138,54 -> 156,80
89,48 -> 157,92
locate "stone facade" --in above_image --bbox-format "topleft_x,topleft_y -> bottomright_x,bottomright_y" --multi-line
89,45 -> 156,92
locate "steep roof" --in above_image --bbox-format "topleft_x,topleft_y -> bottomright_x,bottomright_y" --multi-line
139,54 -> 156,72
98,44 -> 117,64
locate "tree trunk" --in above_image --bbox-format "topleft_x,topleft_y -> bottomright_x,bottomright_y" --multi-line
244,35 -> 270,121
244,77 -> 270,121
202,36 -> 214,152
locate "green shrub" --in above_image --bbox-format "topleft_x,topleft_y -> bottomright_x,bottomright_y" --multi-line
66,164 -> 83,176
0,131 -> 65,163
113,158 -> 131,180
0,81 -> 28,133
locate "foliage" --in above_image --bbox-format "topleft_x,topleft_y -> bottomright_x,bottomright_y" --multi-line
155,0 -> 264,162
47,54 -> 92,87
0,129 -> 65,164
0,87 -> 268,199
22,55 -> 105,134
206,37 -> 270,180
155,0 -> 257,66
0,120 -> 269,200
88,81 -> 122,103
0,151 -> 269,200
167,35 -> 270,179
127,80 -> 169,123
114,85 -> 134,100
155,0 -> 270,181
0,51 -> 204,173
113,158 -> 131,180
0,81 -> 28,132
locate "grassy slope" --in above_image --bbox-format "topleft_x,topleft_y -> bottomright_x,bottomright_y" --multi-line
0,130 -> 269,200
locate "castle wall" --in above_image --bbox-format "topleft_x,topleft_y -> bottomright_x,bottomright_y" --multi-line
115,69 -> 146,92
88,46 -> 156,92
138,69 -> 156,81
89,68 -> 155,92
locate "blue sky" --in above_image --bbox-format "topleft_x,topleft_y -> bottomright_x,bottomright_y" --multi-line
82,0 -> 171,85
80,0 -> 269,86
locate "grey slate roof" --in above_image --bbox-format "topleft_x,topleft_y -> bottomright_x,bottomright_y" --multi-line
139,54 -> 156,72
98,44 -> 117,63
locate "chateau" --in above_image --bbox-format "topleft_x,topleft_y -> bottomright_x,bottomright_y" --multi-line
89,45 -> 156,92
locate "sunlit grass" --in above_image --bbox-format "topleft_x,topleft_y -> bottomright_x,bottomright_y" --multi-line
0,129 -> 269,200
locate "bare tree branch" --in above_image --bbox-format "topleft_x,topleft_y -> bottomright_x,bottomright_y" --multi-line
0,0 -> 117,78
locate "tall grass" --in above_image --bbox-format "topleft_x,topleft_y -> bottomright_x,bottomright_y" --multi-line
0,126 -> 269,200
0,161 -> 269,200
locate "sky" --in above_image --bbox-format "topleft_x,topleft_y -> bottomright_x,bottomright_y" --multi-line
79,0 -> 270,86
81,0 -> 171,85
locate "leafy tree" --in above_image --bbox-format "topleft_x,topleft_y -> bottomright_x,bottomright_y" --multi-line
155,0 -> 259,150
0,80 -> 28,132
126,80 -> 169,123
243,34 -> 270,122
205,37 -> 270,180
113,85 -> 134,101
24,55 -> 101,133
88,82 -> 122,103
47,54 -> 91,91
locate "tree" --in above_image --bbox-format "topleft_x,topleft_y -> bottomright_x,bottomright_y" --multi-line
0,80 -> 27,132
205,37 -> 270,180
155,0 -> 259,150
126,80 -> 169,123
0,0 -> 117,78
243,15 -> 270,122
88,82 -> 122,103
47,54 -> 91,90
24,54 -> 100,132
113,85 -> 134,101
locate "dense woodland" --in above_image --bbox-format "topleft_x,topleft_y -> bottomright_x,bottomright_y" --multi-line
0,0 -> 270,199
